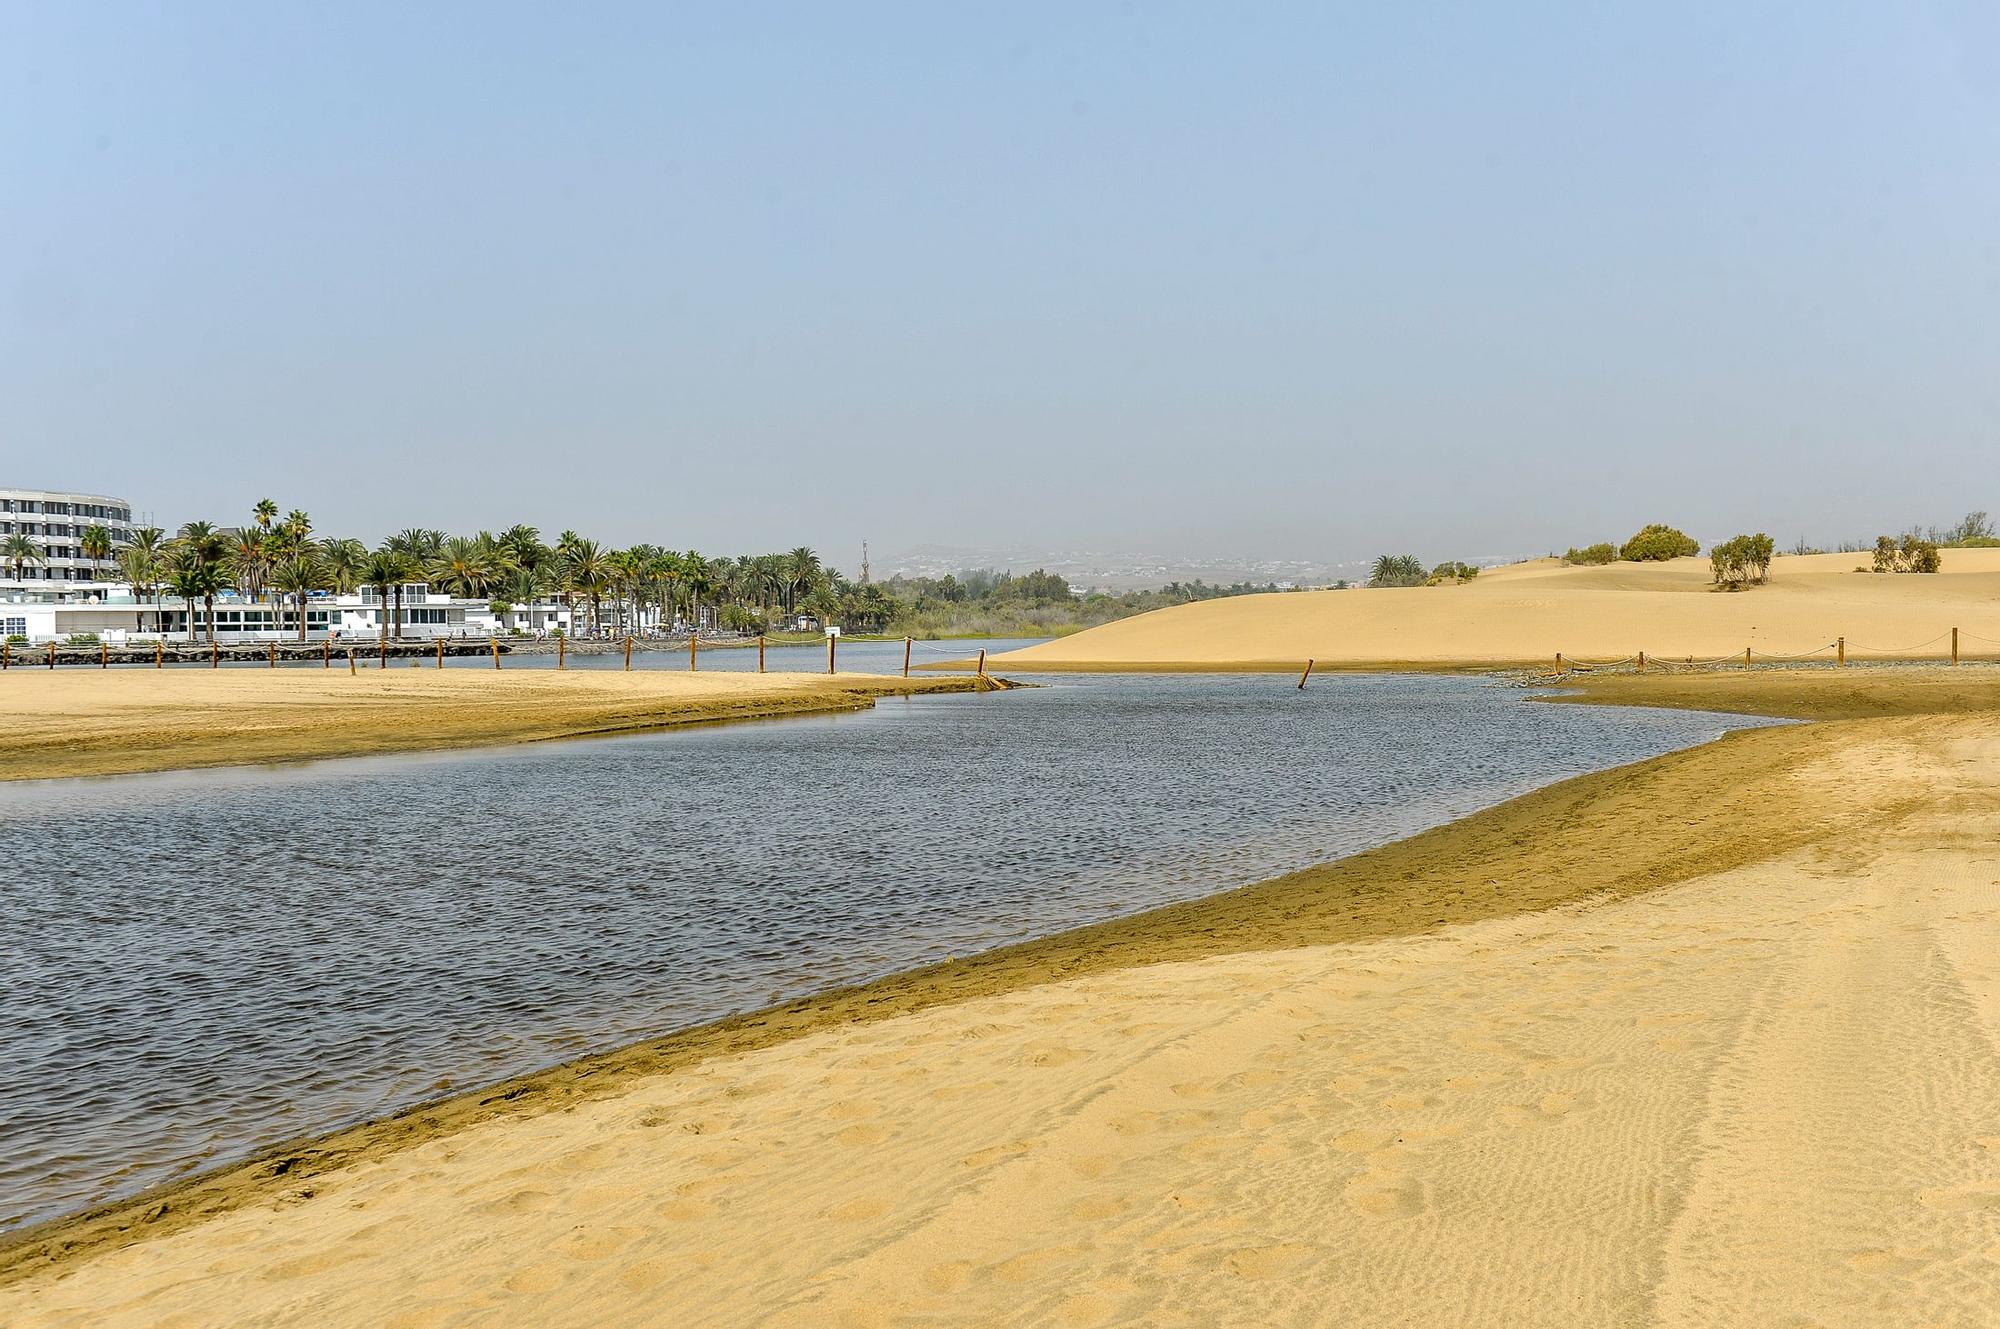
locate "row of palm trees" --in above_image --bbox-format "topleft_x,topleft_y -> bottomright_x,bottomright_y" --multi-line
25,500 -> 901,644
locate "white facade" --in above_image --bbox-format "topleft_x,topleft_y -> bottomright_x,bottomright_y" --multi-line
1,585 -> 581,646
0,487 -> 139,588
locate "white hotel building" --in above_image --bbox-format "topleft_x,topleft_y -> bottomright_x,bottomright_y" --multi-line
1,485 -> 578,644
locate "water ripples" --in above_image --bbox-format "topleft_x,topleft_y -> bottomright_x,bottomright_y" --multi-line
0,671 -> 1778,1231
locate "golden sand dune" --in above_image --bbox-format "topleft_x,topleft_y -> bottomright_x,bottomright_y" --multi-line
7,672 -> 2000,1326
0,668 -> 1003,782
986,548 -> 2000,670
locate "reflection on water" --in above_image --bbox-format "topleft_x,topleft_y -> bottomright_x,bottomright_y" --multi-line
0,672 -> 1778,1230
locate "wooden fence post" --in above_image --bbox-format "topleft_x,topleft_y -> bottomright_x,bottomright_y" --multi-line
211,640 -> 218,669
976,648 -> 987,679
686,633 -> 694,672
348,648 -> 357,675
1637,650 -> 1646,673
1743,647 -> 1751,670
1952,627 -> 1959,666
491,636 -> 501,669
627,635 -> 635,671
557,634 -> 565,670
1554,652 -> 1564,675
904,636 -> 913,678
1297,659 -> 1314,689
102,640 -> 108,669
50,641 -> 57,669
2,639 -> 9,669
156,639 -> 163,669
758,634 -> 766,673
827,634 -> 836,674
1837,637 -> 1845,668
269,641 -> 277,668
436,638 -> 444,669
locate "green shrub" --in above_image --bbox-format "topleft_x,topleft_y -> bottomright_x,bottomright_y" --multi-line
1709,533 -> 1775,589
1873,534 -> 1941,574
1619,524 -> 1700,562
1426,561 -> 1480,584
65,632 -> 100,646
1562,543 -> 1616,566
5,634 -> 26,645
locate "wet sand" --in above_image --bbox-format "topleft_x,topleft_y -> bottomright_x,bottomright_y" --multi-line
0,668 -> 1007,782
4,669 -> 1998,1325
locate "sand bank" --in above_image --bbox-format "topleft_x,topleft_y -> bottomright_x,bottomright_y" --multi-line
0,668 -> 1009,782
7,670 -> 1999,1325
979,548 -> 2000,670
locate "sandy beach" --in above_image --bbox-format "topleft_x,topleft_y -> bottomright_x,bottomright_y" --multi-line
6,669 -> 1998,1326
0,668 -> 1005,782
981,549 -> 2000,670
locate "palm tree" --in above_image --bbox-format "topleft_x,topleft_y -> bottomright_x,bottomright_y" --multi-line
230,527 -> 272,620
499,564 -> 545,633
427,536 -> 508,599
361,550 -> 407,644
270,551 -> 331,641
163,539 -> 229,644
79,525 -> 113,582
783,546 -> 821,613
681,551 -> 721,634
3,533 -> 44,583
386,529 -> 443,641
320,538 -> 368,594
498,525 -> 546,575
116,544 -> 163,632
253,498 -> 278,532
560,538 -> 609,633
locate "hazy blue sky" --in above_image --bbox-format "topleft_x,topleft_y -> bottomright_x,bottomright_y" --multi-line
4,3 -> 1996,566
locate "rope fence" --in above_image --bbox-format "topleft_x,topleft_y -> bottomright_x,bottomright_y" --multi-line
0,630 -> 999,681
1540,627 -> 1995,678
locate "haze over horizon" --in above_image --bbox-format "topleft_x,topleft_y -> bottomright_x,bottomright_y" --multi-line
5,3 -> 1996,564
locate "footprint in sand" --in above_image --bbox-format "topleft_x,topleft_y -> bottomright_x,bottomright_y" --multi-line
1024,1045 -> 1088,1067
564,1226 -> 642,1260
1917,1181 -> 2000,1212
1345,1172 -> 1425,1218
619,1258 -> 675,1293
922,1260 -> 974,1293
1332,1128 -> 1397,1154
825,1196 -> 893,1222
1226,1243 -> 1316,1280
503,1264 -> 567,1295
1538,1090 -> 1589,1117
1846,1249 -> 1934,1275
472,1188 -> 555,1217
827,1099 -> 880,1121
1070,1195 -> 1128,1222
992,1248 -> 1073,1284
835,1123 -> 891,1147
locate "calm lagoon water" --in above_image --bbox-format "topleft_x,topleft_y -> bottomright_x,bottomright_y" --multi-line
0,670 -> 1780,1231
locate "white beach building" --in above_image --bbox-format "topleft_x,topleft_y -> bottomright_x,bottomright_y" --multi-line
2,585 -> 580,646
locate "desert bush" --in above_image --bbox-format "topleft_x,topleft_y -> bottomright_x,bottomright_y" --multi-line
1619,524 -> 1700,562
1709,534 -> 1775,589
1873,534 -> 1941,573
1562,543 -> 1616,566
1426,561 -> 1480,585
